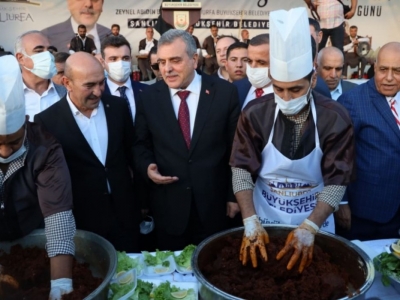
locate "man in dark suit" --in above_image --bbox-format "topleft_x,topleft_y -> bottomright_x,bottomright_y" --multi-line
41,0 -> 110,53
202,25 -> 219,75
35,52 -> 140,252
337,42 -> 400,241
100,35 -> 147,122
343,25 -> 368,78
138,27 -> 158,81
317,46 -> 357,100
69,25 -> 97,55
240,29 -> 250,45
134,29 -> 240,250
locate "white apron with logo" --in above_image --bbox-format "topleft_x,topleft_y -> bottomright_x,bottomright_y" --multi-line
253,99 -> 335,233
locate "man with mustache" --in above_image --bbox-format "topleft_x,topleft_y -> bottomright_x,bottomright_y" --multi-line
41,0 -> 110,53
35,52 -> 141,252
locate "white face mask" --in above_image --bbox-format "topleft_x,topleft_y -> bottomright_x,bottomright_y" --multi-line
107,60 -> 131,83
0,130 -> 27,164
23,51 -> 57,80
274,85 -> 311,115
246,64 -> 271,88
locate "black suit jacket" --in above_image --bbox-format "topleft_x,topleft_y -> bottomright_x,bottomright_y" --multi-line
41,18 -> 111,53
34,95 -> 139,237
202,35 -> 217,56
69,35 -> 96,53
139,39 -> 158,52
134,73 -> 240,235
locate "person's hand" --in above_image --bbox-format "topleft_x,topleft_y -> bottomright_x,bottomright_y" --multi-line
276,219 -> 318,273
353,39 -> 359,45
334,204 -> 351,230
240,215 -> 269,268
49,278 -> 73,300
147,163 -> 179,184
345,9 -> 355,19
226,202 -> 240,218
205,54 -> 211,59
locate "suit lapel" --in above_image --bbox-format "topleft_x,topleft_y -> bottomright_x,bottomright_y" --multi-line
369,81 -> 400,141
58,97 -> 103,161
102,96 -> 117,165
189,76 -> 214,155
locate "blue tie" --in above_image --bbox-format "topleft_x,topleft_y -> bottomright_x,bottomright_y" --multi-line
117,86 -> 133,121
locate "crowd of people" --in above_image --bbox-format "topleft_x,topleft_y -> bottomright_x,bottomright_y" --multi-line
0,0 -> 399,298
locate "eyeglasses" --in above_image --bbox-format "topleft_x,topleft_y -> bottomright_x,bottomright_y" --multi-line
150,63 -> 159,71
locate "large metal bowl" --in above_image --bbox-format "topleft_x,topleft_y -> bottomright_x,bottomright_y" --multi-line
0,229 -> 117,300
192,225 -> 375,300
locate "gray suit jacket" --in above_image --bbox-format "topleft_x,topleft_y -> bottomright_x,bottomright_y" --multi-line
41,18 -> 111,53
341,80 -> 358,93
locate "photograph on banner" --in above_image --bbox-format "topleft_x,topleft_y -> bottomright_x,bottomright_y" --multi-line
0,0 -> 398,66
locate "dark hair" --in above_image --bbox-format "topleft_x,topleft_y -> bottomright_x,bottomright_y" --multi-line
311,34 -> 317,60
148,46 -> 158,63
146,26 -> 153,30
78,24 -> 86,30
54,52 -> 70,64
101,35 -> 132,58
350,25 -> 358,30
210,24 -> 218,29
308,17 -> 320,33
249,33 -> 269,46
111,24 -> 120,30
217,35 -> 239,44
226,42 -> 248,58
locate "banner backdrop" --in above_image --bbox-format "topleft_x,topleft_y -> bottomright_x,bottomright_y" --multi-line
0,0 -> 398,64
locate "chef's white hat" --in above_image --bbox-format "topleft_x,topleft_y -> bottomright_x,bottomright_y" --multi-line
0,55 -> 25,135
270,7 -> 313,82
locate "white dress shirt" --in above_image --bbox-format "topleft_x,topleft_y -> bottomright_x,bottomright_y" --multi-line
71,18 -> 100,54
107,78 -> 136,122
24,80 -> 60,121
330,81 -> 342,101
217,68 -> 228,80
242,84 -> 274,109
66,94 -> 108,166
139,39 -> 155,55
169,72 -> 202,137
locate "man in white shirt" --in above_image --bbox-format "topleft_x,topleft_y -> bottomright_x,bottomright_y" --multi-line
215,36 -> 238,80
233,34 -> 274,109
35,52 -> 141,252
138,26 -> 158,81
317,46 -> 357,100
100,35 -> 147,122
14,30 -> 66,121
343,25 -> 368,78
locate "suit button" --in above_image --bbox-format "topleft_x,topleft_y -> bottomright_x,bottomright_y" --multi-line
186,187 -> 191,190
105,167 -> 108,172
188,160 -> 192,163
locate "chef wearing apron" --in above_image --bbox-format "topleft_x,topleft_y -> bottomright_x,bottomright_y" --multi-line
230,7 -> 355,272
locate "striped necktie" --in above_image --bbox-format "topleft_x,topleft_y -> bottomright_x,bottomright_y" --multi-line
389,97 -> 400,127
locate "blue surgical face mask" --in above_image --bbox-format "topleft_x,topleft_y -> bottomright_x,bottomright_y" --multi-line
23,51 -> 57,80
0,131 -> 27,164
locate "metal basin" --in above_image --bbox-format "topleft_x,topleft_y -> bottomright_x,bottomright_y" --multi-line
192,225 -> 375,300
0,229 -> 117,300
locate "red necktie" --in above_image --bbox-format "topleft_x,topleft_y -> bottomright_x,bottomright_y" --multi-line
389,98 -> 400,126
255,88 -> 264,98
177,90 -> 191,149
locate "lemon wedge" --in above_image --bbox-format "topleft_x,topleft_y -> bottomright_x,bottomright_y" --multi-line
171,290 -> 188,299
153,267 -> 169,273
117,271 -> 133,285
392,241 -> 400,254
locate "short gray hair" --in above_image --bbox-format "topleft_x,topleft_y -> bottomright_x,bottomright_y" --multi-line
158,29 -> 196,57
14,30 -> 47,55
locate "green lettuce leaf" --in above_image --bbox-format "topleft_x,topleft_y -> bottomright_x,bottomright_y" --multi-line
175,245 -> 196,269
142,249 -> 173,266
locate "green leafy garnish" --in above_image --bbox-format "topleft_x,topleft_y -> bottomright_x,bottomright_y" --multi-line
116,251 -> 144,274
142,249 -> 173,266
109,282 -> 135,300
153,281 -> 196,300
132,279 -> 154,300
174,244 -> 196,270
373,252 -> 400,286
162,260 -> 170,267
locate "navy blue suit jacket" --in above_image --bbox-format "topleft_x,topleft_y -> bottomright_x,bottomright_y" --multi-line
103,78 -> 148,106
233,77 -> 252,108
338,79 -> 400,223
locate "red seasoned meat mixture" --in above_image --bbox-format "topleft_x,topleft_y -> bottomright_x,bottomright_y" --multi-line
202,236 -> 354,300
0,245 -> 102,300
